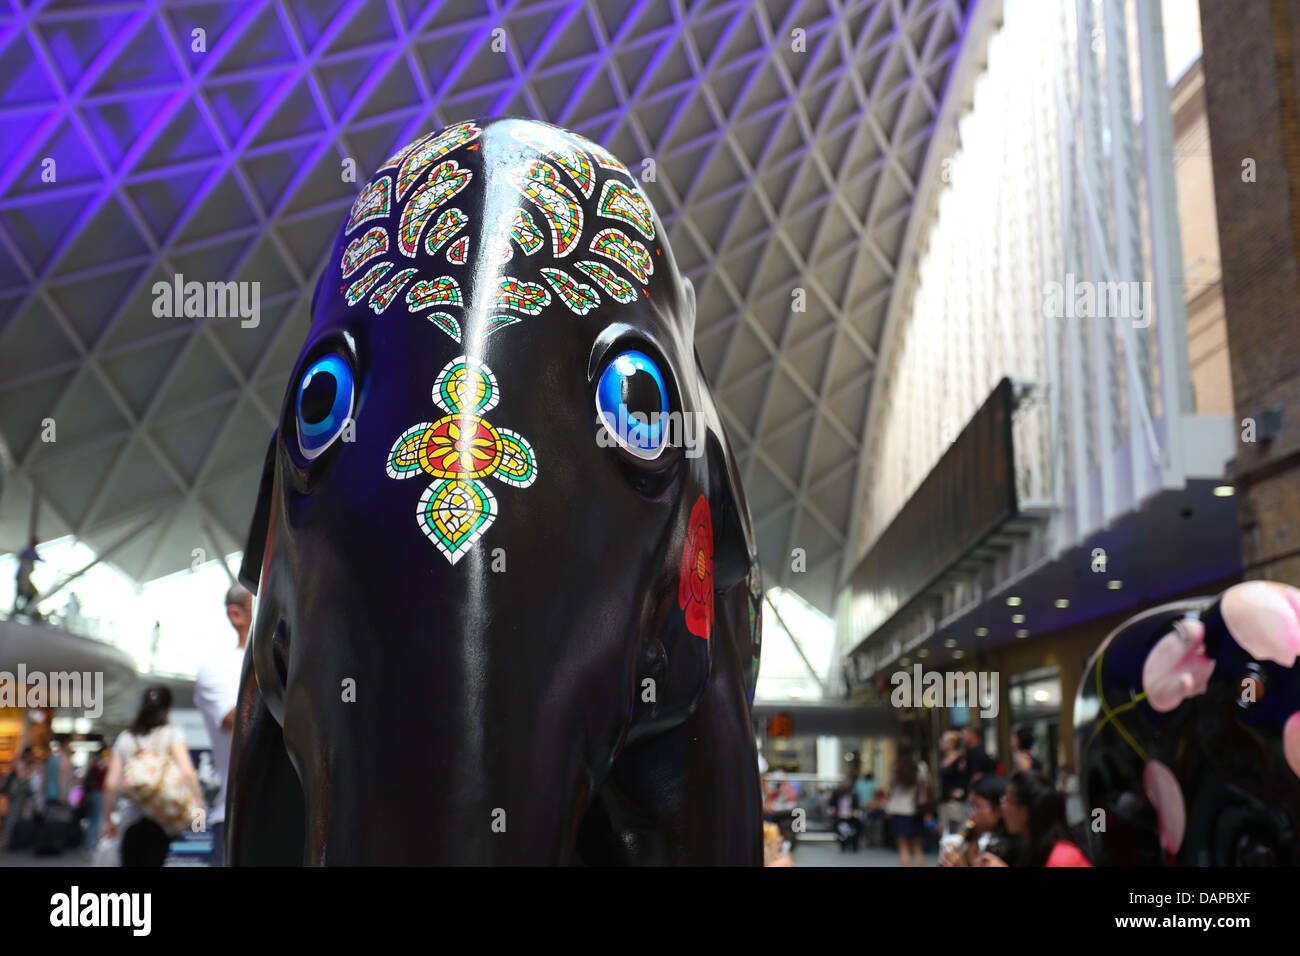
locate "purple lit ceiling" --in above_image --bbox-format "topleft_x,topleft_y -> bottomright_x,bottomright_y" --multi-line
0,0 -> 973,612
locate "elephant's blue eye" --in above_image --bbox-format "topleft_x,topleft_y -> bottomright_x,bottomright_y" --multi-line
296,353 -> 354,459
596,349 -> 670,460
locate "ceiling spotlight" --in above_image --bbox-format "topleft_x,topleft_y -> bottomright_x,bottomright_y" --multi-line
1012,614 -> 1025,624
1015,629 -> 1029,639
918,649 -> 930,658
975,627 -> 989,637
944,639 -> 957,648
1033,689 -> 1050,702
1055,599 -> 1070,609
1006,596 -> 1022,607
1213,485 -> 1235,497
953,650 -> 965,660
1108,580 -> 1123,590
900,657 -> 911,666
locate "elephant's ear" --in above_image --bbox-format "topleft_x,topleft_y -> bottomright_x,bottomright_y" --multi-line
693,325 -> 762,700
680,275 -> 752,590
707,420 -> 754,592
704,412 -> 761,703
238,432 -> 277,593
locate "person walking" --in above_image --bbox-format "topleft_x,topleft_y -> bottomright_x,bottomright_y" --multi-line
936,730 -> 969,836
102,686 -> 202,867
194,583 -> 252,866
1,748 -> 36,849
13,539 -> 40,617
82,748 -> 108,850
884,740 -> 931,866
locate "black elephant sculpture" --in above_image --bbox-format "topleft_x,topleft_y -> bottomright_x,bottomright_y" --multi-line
228,118 -> 764,865
1075,580 -> 1300,865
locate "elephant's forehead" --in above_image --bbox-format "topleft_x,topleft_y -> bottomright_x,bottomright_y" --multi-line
326,118 -> 673,342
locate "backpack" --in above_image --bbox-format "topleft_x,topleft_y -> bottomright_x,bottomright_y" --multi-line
120,728 -> 200,837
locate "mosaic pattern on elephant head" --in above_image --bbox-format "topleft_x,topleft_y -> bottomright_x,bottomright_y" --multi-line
399,162 -> 471,256
387,355 -> 537,565
393,120 -> 481,199
336,119 -> 664,341
511,124 -> 595,198
512,160 -> 583,257
597,179 -> 655,241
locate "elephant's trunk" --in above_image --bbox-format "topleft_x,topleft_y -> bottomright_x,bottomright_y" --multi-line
263,576 -> 616,865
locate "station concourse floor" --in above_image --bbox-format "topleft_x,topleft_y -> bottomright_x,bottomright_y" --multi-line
793,839 -> 939,867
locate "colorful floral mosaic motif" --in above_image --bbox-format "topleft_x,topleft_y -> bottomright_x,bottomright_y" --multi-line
425,208 -> 468,256
433,356 -> 498,414
399,161 -> 471,256
426,311 -> 462,343
484,314 -> 520,336
511,125 -> 595,198
346,176 -> 391,234
407,276 -> 462,311
590,228 -> 653,284
346,261 -> 393,305
597,180 -> 655,240
678,494 -> 714,639
395,120 -> 482,200
575,260 -> 637,304
415,478 -> 497,564
447,236 -> 469,264
387,356 -> 537,564
368,267 -> 417,314
513,161 -> 583,257
505,207 -> 544,256
341,226 -> 388,278
539,267 -> 600,315
494,429 -> 537,486
413,416 -> 502,479
493,277 -> 550,315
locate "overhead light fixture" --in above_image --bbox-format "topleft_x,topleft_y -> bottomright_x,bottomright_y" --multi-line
1055,599 -> 1070,609
953,650 -> 965,660
1011,614 -> 1025,624
1033,689 -> 1050,702
944,639 -> 957,648
788,687 -> 804,698
918,649 -> 930,658
1015,629 -> 1029,639
1108,580 -> 1123,590
1213,485 -> 1235,497
975,627 -> 989,637
1006,596 -> 1022,607
899,657 -> 911,666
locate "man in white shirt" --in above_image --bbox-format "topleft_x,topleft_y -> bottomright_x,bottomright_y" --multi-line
194,583 -> 251,866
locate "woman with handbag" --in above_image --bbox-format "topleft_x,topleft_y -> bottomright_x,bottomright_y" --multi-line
884,740 -> 931,867
101,686 -> 203,867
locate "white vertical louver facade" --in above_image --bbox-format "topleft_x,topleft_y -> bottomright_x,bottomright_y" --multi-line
839,0 -> 1226,666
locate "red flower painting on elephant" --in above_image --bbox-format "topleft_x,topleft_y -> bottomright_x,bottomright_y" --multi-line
679,494 -> 714,639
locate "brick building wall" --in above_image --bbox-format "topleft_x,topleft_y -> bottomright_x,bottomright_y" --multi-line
1199,0 -> 1300,586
